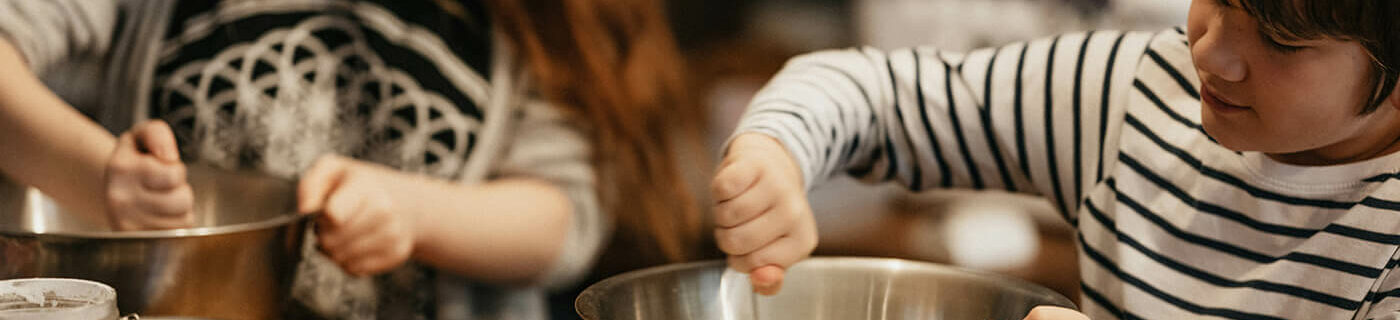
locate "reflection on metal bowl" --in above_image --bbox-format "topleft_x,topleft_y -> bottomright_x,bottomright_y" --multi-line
576,257 -> 1075,320
0,164 -> 308,320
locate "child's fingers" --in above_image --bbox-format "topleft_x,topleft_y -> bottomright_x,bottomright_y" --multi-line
321,219 -> 393,265
713,183 -> 776,228
749,265 -> 785,295
711,160 -> 761,203
136,157 -> 187,191
343,242 -> 412,276
324,181 -> 371,225
109,132 -> 139,170
113,131 -> 137,155
715,203 -> 796,255
1023,306 -> 1089,320
112,213 -> 188,231
298,155 -> 349,214
109,201 -> 193,230
726,235 -> 812,274
135,185 -> 195,217
317,192 -> 373,248
132,120 -> 180,163
335,226 -> 413,276
134,211 -> 195,230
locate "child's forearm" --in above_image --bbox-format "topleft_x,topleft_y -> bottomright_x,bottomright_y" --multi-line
400,175 -> 576,286
0,37 -> 116,216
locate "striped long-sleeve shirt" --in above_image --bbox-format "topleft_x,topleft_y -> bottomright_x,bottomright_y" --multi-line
734,27 -> 1400,319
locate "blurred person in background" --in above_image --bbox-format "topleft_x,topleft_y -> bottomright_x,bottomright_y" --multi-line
0,0 -> 704,319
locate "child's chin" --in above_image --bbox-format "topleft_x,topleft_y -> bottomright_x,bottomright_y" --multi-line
1201,122 -> 1253,152
1198,121 -> 1232,148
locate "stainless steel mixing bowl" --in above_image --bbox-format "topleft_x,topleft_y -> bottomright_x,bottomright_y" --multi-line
0,164 -> 308,320
576,257 -> 1076,320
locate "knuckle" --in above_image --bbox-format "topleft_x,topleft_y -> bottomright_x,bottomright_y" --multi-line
137,120 -> 159,131
739,252 -> 767,269
394,241 -> 413,260
109,156 -> 136,174
105,190 -> 131,208
710,177 -> 737,198
713,206 -> 737,227
368,195 -> 393,213
169,163 -> 188,181
713,229 -> 739,253
309,155 -> 339,172
802,233 -> 819,252
772,206 -> 798,227
716,228 -> 757,255
782,198 -> 808,214
174,187 -> 195,205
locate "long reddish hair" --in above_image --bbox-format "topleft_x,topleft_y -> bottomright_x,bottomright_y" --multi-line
482,0 -> 708,272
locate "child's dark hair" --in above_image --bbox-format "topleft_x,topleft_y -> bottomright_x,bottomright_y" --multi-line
1231,0 -> 1398,113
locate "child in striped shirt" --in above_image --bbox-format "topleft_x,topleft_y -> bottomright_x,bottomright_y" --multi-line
711,0 -> 1400,319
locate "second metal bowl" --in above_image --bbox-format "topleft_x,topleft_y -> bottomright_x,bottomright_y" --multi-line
576,257 -> 1075,320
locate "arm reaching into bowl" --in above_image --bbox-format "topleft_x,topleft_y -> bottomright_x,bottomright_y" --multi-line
715,32 -> 1155,296
0,30 -> 192,231
0,3 -> 193,231
297,154 -> 577,284
0,37 -> 115,220
711,133 -> 818,295
294,97 -> 601,287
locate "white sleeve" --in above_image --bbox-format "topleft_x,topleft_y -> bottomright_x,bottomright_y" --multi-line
0,1 -> 117,74
731,30 -> 1155,215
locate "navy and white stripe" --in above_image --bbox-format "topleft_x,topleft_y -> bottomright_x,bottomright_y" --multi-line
734,28 -> 1400,319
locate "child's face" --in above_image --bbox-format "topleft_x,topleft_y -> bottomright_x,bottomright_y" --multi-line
1187,0 -> 1398,162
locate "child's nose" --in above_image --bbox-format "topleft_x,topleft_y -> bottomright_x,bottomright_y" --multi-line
1190,19 -> 1248,83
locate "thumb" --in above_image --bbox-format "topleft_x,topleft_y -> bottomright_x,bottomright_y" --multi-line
750,265 -> 785,295
297,155 -> 349,215
133,120 -> 180,163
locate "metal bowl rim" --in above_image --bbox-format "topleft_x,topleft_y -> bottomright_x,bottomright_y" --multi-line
575,256 -> 1077,316
0,213 -> 308,239
0,277 -> 117,293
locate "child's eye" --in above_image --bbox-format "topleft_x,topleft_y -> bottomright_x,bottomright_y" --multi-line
1262,33 -> 1309,53
1268,40 -> 1307,53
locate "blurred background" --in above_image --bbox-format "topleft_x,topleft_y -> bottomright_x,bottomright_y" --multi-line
669,0 -> 1189,305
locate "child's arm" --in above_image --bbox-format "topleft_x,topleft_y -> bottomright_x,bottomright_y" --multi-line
737,31 -> 1157,208
714,31 -> 1159,293
0,1 -> 194,230
298,99 -> 601,287
0,36 -> 115,218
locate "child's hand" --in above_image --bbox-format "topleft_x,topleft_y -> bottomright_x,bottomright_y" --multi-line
299,155 -> 417,277
104,120 -> 194,230
1023,306 -> 1090,320
711,133 -> 818,295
